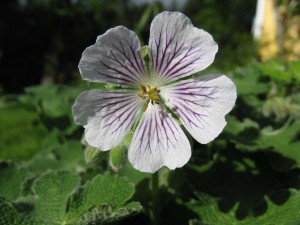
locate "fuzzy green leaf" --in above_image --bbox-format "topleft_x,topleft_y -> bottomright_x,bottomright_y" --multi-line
28,170 -> 81,225
0,104 -> 48,160
67,173 -> 137,224
228,119 -> 300,168
0,197 -> 20,225
24,84 -> 83,118
25,141 -> 85,175
259,60 -> 293,83
187,189 -> 300,225
0,198 -> 39,225
234,66 -> 269,95
78,202 -> 143,225
0,162 -> 28,201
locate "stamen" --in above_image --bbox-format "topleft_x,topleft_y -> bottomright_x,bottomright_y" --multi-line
139,84 -> 160,111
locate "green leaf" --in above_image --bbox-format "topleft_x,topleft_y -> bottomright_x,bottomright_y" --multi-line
24,84 -> 83,118
259,60 -> 293,83
78,202 -> 143,225
20,84 -> 83,135
180,142 -> 300,225
24,141 -> 85,175
290,60 -> 300,82
67,173 -> 137,224
224,116 -> 259,137
234,66 -> 269,95
187,189 -> 300,225
0,162 -> 28,201
230,120 -> 300,168
255,121 -> 300,159
0,197 -> 20,225
0,104 -> 48,160
28,170 -> 81,225
0,197 -> 39,225
119,159 -> 150,185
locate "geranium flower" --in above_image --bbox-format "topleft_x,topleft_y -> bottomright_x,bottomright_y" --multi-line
72,11 -> 236,173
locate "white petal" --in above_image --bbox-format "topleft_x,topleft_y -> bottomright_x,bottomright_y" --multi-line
161,74 -> 237,144
72,90 -> 144,150
79,26 -> 146,87
148,11 -> 218,86
128,103 -> 191,173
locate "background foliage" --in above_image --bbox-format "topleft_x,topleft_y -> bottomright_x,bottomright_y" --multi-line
1,0 -> 300,225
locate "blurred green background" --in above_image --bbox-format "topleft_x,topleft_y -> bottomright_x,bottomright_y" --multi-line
0,0 -> 257,93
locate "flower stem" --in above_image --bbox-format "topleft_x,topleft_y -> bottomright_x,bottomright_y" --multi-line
151,171 -> 160,225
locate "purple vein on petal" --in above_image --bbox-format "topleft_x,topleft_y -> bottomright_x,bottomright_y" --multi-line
124,38 -> 145,75
94,46 -> 139,84
106,52 -> 138,82
79,26 -> 146,86
92,93 -> 143,137
134,105 -> 181,154
155,26 -> 163,74
90,66 -> 134,85
97,62 -> 138,84
160,38 -> 186,78
161,82 -> 219,130
150,28 -> 202,84
105,102 -> 140,135
112,41 -> 142,78
175,102 -> 209,129
148,12 -> 218,86
162,41 -> 199,76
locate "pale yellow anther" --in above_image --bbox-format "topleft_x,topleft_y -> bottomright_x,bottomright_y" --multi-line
139,84 -> 160,111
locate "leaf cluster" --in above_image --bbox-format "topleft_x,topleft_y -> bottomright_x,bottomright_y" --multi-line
0,84 -> 144,225
164,60 -> 300,225
0,163 -> 142,225
1,60 -> 300,225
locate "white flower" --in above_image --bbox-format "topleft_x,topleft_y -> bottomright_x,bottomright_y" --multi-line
72,11 -> 237,173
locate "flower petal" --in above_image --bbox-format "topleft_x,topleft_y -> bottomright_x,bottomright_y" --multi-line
161,74 -> 237,144
79,26 -> 146,87
72,89 -> 144,150
148,11 -> 218,85
128,103 -> 191,173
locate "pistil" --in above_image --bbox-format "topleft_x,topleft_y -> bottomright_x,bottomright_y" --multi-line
139,84 -> 160,111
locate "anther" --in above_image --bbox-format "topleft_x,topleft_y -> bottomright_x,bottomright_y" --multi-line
139,84 -> 160,107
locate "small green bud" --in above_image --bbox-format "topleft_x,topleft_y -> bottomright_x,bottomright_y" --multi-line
272,97 -> 289,121
262,99 -> 273,117
109,134 -> 132,172
84,145 -> 101,163
109,145 -> 125,172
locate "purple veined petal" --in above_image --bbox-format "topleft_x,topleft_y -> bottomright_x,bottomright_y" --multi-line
128,103 -> 191,173
72,89 -> 144,150
148,11 -> 218,86
160,74 -> 237,144
79,26 -> 146,87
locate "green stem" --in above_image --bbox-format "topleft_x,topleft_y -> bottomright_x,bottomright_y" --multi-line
151,171 -> 160,225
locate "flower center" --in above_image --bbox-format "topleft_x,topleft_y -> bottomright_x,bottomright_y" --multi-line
138,84 -> 160,110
